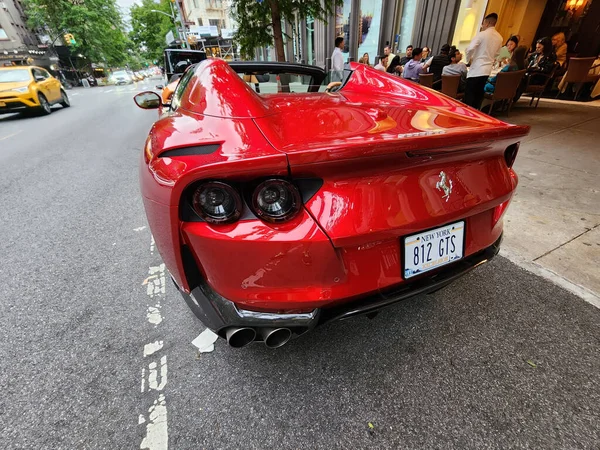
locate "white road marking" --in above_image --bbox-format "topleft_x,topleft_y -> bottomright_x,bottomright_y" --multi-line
150,236 -> 155,254
134,226 -> 147,232
0,130 -> 23,141
139,237 -> 169,449
148,356 -> 168,391
104,89 -> 114,93
140,394 -> 168,450
146,306 -> 162,325
144,341 -> 164,357
146,265 -> 166,296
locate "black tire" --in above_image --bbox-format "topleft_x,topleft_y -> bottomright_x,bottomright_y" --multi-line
37,93 -> 52,115
60,90 -> 71,108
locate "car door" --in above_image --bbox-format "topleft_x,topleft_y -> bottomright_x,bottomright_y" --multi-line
40,68 -> 61,102
32,68 -> 51,101
33,68 -> 59,102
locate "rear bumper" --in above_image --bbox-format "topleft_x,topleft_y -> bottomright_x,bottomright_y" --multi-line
177,234 -> 502,335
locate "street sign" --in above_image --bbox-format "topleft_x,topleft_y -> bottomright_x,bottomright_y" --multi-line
221,28 -> 236,39
165,30 -> 176,45
188,25 -> 218,38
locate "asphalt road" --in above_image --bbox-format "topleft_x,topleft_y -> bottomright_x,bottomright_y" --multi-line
1,81 -> 599,449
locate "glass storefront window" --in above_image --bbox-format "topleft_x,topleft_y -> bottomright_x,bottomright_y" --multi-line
357,0 -> 383,65
451,0 -> 489,53
335,0 -> 352,58
307,17 -> 315,65
398,0 -> 418,53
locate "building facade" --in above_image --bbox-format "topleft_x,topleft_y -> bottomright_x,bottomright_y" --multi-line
0,0 -> 47,66
254,0 -> 597,69
182,0 -> 236,57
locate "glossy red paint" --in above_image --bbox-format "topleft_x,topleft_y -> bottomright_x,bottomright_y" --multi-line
138,58 -> 529,313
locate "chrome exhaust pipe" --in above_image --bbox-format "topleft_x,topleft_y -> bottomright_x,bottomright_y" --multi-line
225,327 -> 256,348
261,328 -> 292,348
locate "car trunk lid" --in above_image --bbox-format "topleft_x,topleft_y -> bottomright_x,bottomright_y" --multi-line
253,88 -> 528,248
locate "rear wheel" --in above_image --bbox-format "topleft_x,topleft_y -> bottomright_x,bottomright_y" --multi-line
60,90 -> 70,108
37,94 -> 52,115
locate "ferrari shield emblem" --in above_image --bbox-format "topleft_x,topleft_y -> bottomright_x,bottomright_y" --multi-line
436,171 -> 453,202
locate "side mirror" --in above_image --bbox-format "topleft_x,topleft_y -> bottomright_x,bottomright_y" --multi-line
133,91 -> 162,110
156,85 -> 164,90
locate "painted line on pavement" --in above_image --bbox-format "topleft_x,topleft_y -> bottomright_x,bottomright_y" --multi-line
0,130 -> 23,141
139,235 -> 169,450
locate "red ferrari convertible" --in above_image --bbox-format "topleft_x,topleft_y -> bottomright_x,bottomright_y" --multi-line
134,59 -> 529,348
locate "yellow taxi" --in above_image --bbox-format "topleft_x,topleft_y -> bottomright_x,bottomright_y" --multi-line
0,65 -> 70,115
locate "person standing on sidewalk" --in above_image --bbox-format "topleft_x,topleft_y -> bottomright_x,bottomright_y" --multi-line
464,13 -> 503,109
332,37 -> 345,82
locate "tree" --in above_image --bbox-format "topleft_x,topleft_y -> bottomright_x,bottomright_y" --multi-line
23,0 -> 131,67
231,0 -> 341,62
129,0 -> 177,62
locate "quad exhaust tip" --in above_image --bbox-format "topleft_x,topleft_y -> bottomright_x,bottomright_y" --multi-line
225,327 -> 293,348
225,327 -> 256,348
262,328 -> 292,349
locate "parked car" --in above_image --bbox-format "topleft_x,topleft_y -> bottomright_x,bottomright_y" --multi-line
109,70 -> 133,85
133,59 -> 529,349
0,65 -> 70,115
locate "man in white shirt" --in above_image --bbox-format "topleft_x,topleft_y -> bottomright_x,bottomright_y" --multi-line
331,37 -> 345,82
464,13 -> 503,109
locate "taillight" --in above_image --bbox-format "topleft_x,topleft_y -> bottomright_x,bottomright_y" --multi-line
504,143 -> 519,168
492,200 -> 510,226
252,179 -> 301,223
192,181 -> 242,224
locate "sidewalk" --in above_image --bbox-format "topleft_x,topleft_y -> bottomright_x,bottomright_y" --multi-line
501,98 -> 600,303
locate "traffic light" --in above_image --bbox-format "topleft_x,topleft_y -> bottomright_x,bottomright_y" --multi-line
64,33 -> 76,45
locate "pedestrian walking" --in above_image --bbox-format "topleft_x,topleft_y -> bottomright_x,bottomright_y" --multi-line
331,37 -> 345,82
464,13 -> 503,109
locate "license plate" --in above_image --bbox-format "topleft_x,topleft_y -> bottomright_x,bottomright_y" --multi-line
403,221 -> 465,279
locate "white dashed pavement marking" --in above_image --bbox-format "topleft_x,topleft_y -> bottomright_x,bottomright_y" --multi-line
139,237 -> 169,449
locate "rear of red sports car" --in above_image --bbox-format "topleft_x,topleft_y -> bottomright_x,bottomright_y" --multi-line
139,59 -> 529,348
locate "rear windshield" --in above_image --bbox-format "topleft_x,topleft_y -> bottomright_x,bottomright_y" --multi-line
0,69 -> 31,83
235,67 -> 351,94
238,73 -> 325,94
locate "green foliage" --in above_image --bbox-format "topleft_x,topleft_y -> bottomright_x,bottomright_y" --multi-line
231,0 -> 341,60
23,0 -> 132,67
129,0 -> 176,62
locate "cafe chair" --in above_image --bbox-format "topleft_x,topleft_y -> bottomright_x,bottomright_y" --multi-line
481,69 -> 526,116
556,57 -> 599,100
441,75 -> 464,99
523,64 -> 559,109
419,73 -> 434,88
